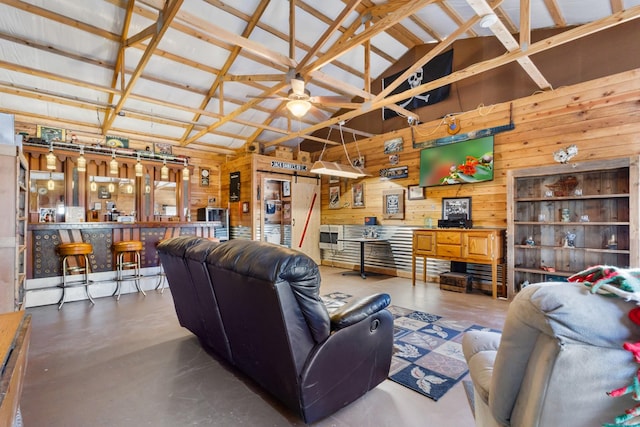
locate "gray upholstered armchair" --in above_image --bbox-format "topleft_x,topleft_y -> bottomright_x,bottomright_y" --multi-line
462,282 -> 640,427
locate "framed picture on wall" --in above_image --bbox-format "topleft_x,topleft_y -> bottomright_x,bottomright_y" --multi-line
442,197 -> 472,220
382,189 -> 404,219
408,185 -> 425,200
282,180 -> 291,197
329,186 -> 340,209
352,182 -> 365,208
200,168 -> 210,187
37,125 -> 65,143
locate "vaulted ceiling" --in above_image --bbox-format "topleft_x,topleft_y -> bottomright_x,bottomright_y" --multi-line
1,0 -> 639,156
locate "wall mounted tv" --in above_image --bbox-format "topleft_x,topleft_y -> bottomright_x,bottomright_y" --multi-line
419,136 -> 494,187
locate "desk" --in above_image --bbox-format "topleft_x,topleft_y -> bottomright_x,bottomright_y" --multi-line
340,238 -> 388,279
412,229 -> 506,298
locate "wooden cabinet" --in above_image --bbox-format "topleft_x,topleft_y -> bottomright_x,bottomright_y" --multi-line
0,144 -> 28,312
507,157 -> 639,299
412,228 -> 505,298
0,311 -> 32,426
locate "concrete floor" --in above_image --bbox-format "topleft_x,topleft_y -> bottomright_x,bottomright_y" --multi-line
20,266 -> 509,426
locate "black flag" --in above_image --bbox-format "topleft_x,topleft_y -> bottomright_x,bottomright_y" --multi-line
382,49 -> 453,120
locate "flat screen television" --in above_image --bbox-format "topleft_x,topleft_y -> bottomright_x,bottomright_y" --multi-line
419,136 -> 494,187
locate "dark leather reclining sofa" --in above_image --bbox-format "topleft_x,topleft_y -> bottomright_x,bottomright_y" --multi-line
157,236 -> 393,424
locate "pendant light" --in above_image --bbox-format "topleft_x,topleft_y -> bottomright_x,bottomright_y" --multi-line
135,153 -> 143,177
161,158 -> 169,181
90,177 -> 97,192
77,145 -> 87,172
108,180 -> 115,193
109,150 -> 119,175
47,173 -> 55,190
182,159 -> 189,181
46,142 -> 56,170
310,124 -> 369,179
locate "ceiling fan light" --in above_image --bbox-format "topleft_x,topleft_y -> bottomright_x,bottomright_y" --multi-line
480,13 -> 498,28
287,99 -> 312,117
310,160 -> 368,179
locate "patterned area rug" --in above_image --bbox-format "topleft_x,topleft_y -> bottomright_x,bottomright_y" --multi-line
322,292 -> 499,402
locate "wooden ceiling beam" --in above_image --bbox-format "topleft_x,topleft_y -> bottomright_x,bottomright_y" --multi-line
543,0 -> 567,27
264,4 -> 640,147
178,0 -> 271,144
303,0 -> 435,74
467,0 -> 551,90
102,0 -> 185,134
298,0 -> 363,71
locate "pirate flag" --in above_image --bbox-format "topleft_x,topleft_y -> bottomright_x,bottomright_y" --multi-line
382,49 -> 454,120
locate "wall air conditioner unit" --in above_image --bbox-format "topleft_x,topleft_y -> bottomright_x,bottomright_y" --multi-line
319,224 -> 344,251
246,142 -> 262,154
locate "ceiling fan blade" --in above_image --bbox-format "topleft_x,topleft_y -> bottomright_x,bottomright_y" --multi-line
246,95 -> 288,100
309,97 -> 361,109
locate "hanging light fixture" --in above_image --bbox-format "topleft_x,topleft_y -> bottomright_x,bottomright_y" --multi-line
286,99 -> 312,118
47,173 -> 55,190
161,158 -> 169,181
90,177 -> 97,192
108,180 -> 116,193
109,150 -> 119,175
126,184 -> 133,194
46,141 -> 56,170
182,159 -> 189,181
310,124 -> 369,179
135,153 -> 144,177
77,145 -> 87,172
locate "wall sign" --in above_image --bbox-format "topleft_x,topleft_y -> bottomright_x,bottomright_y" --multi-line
270,160 -> 308,171
230,171 -> 240,202
379,166 -> 409,180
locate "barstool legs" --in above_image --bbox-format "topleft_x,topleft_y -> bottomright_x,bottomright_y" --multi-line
59,253 -> 94,310
114,250 -> 146,300
154,264 -> 167,294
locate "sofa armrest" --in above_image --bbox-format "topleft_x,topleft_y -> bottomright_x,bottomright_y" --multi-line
300,308 -> 393,423
330,293 -> 390,331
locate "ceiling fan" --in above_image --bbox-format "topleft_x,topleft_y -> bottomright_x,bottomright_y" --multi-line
247,72 -> 360,118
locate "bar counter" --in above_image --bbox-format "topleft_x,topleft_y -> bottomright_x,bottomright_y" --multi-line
27,221 -> 220,279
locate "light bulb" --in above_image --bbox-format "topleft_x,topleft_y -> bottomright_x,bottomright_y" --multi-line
161,160 -> 169,180
182,160 -> 189,181
77,146 -> 86,172
110,152 -> 119,175
46,149 -> 56,170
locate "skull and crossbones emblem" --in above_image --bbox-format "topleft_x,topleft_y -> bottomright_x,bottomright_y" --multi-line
399,67 -> 431,108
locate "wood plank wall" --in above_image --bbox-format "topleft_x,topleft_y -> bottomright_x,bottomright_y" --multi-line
316,68 -> 640,230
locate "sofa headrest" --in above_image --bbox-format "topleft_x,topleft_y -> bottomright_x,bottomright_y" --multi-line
513,281 -> 638,347
157,235 -> 208,258
184,238 -> 221,262
208,239 -> 330,342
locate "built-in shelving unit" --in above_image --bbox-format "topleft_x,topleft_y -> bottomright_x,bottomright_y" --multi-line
0,143 -> 28,311
506,157 -> 639,299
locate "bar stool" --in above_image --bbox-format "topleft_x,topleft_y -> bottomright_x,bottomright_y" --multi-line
112,240 -> 146,300
154,239 -> 167,294
57,242 -> 94,310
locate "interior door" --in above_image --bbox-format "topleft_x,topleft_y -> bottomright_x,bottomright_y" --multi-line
291,179 -> 321,263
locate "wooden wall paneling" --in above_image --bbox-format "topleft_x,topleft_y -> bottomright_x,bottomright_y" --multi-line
318,68 -> 640,230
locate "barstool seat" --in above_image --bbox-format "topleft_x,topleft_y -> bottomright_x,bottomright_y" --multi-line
57,242 -> 94,310
113,240 -> 145,300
